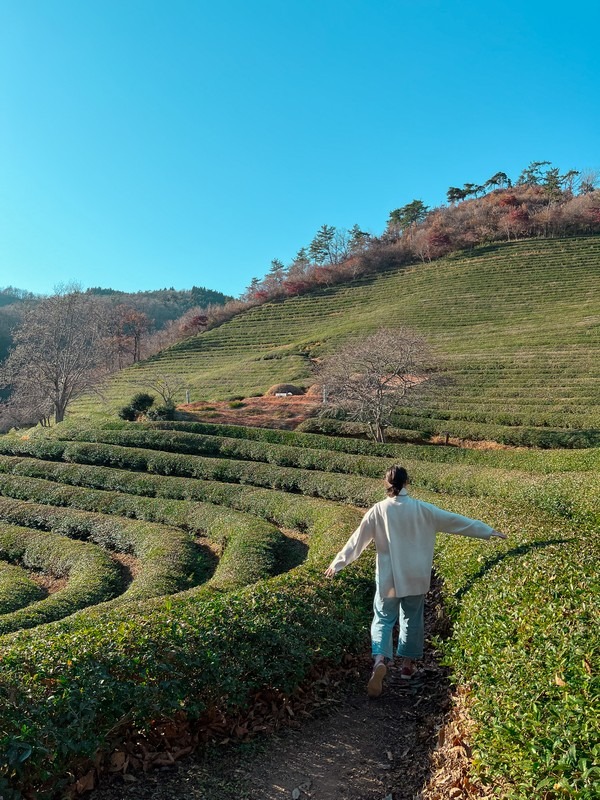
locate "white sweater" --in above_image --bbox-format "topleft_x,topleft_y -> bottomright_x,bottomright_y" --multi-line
328,489 -> 494,597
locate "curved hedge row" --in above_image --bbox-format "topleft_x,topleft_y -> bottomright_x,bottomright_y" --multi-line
0,419 -> 598,799
0,472 -> 285,593
142,420 -> 600,472
0,495 -> 200,601
16,418 -> 600,477
0,522 -> 122,634
51,425 -> 393,477
0,485 -> 364,798
0,561 -> 44,614
1,436 -> 598,531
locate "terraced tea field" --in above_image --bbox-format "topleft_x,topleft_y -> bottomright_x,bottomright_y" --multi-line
0,420 -> 598,798
73,236 -> 600,445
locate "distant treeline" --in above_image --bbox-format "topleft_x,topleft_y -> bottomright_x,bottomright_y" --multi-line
0,285 -> 232,365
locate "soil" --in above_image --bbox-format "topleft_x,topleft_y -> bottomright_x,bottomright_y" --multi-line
178,394 -> 321,429
87,583 -> 485,800
179,394 -> 520,453
29,572 -> 68,595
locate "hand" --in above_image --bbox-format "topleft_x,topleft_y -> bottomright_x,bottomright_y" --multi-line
324,566 -> 336,578
490,529 -> 507,539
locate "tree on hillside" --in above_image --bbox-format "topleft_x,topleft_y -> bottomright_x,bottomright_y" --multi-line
387,200 -> 429,235
485,172 -> 511,190
447,186 -> 469,204
130,371 -> 186,405
244,277 -> 261,301
579,169 -> 600,194
113,305 -> 151,365
348,224 -> 371,253
309,224 -> 337,264
560,169 -> 580,195
0,287 -> 108,424
269,258 -> 286,277
517,160 -> 552,186
316,328 -> 430,442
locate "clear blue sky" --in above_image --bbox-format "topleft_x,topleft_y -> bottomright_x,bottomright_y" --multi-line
1,0 -> 598,299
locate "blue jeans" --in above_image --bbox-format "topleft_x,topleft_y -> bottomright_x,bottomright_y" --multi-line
371,593 -> 425,660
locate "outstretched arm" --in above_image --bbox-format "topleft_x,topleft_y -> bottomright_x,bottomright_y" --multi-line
428,503 -> 507,541
324,508 -> 377,578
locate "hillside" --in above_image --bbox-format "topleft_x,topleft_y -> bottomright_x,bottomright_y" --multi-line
1,238 -> 599,796
72,236 -> 600,444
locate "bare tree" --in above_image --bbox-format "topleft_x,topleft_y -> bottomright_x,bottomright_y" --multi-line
579,169 -> 600,194
315,328 -> 431,442
0,393 -> 53,432
0,287 -> 108,424
129,372 -> 186,405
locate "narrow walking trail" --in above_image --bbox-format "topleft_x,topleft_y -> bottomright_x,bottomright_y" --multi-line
89,659 -> 451,800
88,588 -> 475,800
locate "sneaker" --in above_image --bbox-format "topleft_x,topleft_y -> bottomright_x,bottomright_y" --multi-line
400,663 -> 416,680
367,662 -> 387,697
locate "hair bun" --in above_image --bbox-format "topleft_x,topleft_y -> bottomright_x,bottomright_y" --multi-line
385,465 -> 408,497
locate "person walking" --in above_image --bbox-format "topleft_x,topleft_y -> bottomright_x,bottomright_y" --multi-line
325,465 -> 507,697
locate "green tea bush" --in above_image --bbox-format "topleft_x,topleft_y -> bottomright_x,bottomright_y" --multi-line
0,471 -> 288,593
118,392 -> 155,421
0,562 -> 44,614
0,495 -> 201,601
0,522 -> 122,633
0,415 -> 598,798
146,401 -> 176,421
429,491 -> 600,799
51,419 -> 600,472
0,485 -> 364,798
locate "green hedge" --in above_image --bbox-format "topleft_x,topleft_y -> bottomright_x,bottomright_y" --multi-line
0,423 -> 598,797
38,420 -> 600,473
389,411 -> 600,449
0,522 -> 122,634
51,425 -> 394,477
1,438 -> 598,531
430,492 -> 600,799
0,490 -> 364,798
0,495 -> 200,602
0,472 -> 285,593
0,562 -> 44,614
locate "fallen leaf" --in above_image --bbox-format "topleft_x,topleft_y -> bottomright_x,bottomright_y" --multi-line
555,674 -> 567,687
75,770 -> 95,793
109,751 -> 127,772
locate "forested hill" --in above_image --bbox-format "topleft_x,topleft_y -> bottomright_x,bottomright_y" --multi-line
0,284 -> 232,364
73,235 -> 600,447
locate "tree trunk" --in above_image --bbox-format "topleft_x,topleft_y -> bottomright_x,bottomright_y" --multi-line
54,398 -> 67,424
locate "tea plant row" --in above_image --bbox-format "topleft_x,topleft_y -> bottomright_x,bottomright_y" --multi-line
0,421 -> 597,798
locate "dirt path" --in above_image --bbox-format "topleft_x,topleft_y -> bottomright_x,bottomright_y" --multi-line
89,589 -> 461,800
